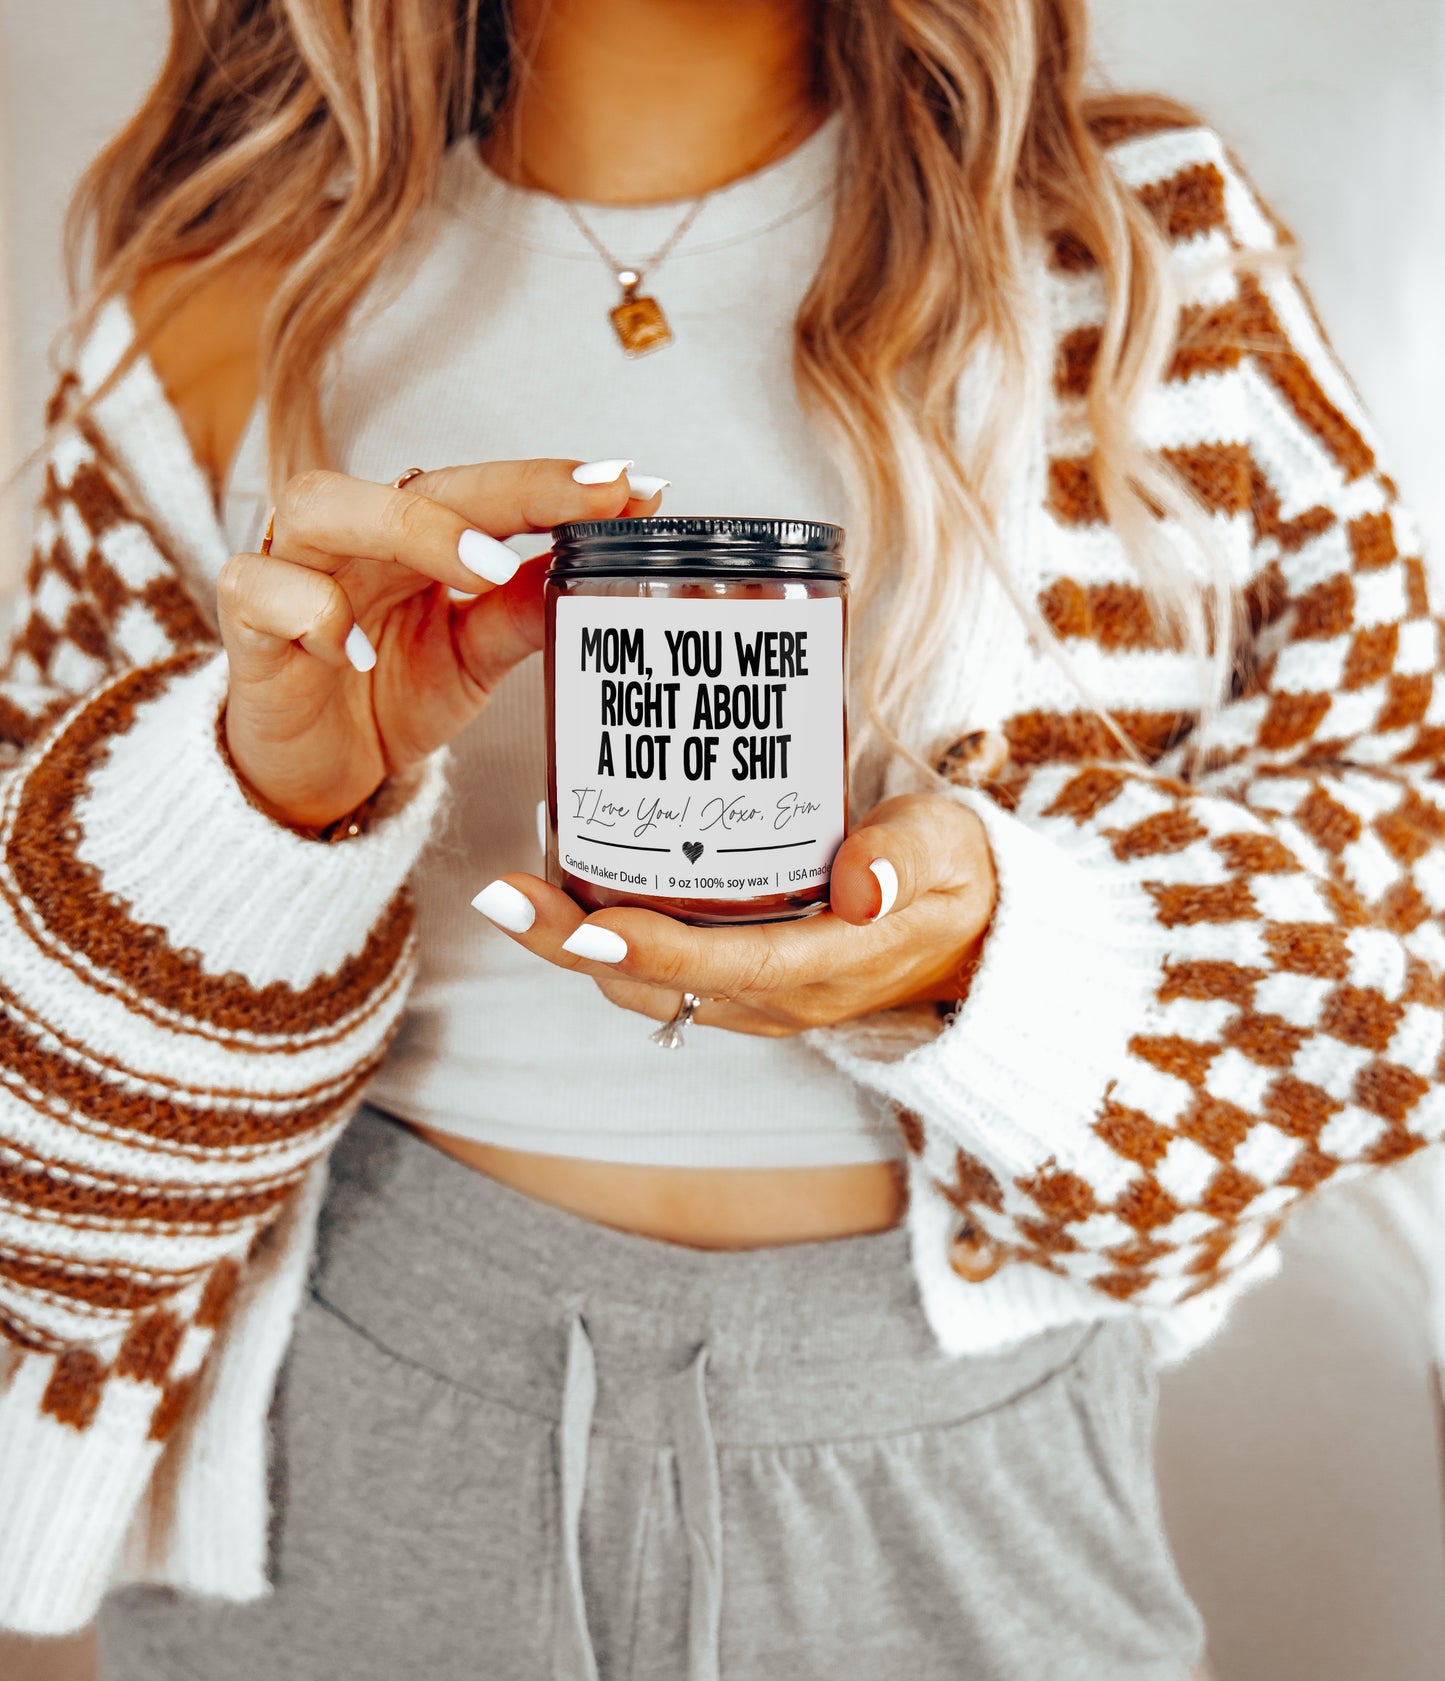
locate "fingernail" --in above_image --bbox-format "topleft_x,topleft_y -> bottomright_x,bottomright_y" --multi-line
561,924 -> 628,963
471,879 -> 536,933
345,623 -> 377,672
458,528 -> 521,585
572,458 -> 634,486
869,859 -> 898,920
627,473 -> 670,498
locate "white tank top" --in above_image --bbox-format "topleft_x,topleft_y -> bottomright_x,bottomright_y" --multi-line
222,120 -> 902,1167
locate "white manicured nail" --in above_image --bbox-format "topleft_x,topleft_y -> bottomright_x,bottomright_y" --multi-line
627,474 -> 670,498
536,799 -> 548,854
458,528 -> 521,585
345,623 -> 377,672
869,859 -> 898,920
561,924 -> 628,963
572,458 -> 634,485
471,880 -> 536,933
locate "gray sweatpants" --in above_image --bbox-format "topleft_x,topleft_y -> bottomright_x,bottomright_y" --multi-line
100,1106 -> 1204,1680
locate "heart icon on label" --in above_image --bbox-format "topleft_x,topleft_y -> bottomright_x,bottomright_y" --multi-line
682,842 -> 704,864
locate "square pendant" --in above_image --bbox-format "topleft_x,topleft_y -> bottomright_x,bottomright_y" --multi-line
610,293 -> 673,357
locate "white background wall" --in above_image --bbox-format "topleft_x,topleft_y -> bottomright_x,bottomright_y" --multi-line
0,0 -> 168,582
0,5 -> 17,576
1,0 -> 1443,589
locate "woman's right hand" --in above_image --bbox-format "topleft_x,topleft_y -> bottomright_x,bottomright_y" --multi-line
218,459 -> 658,830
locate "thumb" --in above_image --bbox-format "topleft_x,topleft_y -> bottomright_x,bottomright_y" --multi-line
828,792 -> 984,926
452,553 -> 549,693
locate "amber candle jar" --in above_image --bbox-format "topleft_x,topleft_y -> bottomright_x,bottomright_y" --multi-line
545,517 -> 848,926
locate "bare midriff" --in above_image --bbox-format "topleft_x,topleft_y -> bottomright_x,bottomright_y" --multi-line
409,1124 -> 907,1248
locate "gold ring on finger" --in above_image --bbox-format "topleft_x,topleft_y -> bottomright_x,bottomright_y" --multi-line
260,507 -> 276,556
392,466 -> 426,490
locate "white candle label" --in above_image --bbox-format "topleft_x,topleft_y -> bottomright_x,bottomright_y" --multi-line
553,595 -> 845,901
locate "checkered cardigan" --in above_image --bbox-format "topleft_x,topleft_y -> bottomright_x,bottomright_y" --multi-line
2,116 -> 1443,1632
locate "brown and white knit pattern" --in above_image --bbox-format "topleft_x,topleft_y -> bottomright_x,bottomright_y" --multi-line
822,117 -> 1445,1360
0,389 -> 212,757
0,378 -> 445,1629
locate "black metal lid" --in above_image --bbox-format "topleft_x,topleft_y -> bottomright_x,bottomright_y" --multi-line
548,516 -> 846,577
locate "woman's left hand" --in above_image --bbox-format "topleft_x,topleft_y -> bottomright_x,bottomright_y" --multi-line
474,790 -> 998,1037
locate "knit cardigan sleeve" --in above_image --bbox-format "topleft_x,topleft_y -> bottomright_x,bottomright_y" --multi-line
0,373 -> 444,1631
818,123 -> 1445,1356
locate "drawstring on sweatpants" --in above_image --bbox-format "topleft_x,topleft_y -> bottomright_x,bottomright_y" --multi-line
667,1342 -> 723,1681
555,1316 -> 600,1681
555,1313 -> 723,1681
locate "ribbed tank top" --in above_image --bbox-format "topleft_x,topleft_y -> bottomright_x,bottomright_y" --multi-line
221,118 -> 902,1167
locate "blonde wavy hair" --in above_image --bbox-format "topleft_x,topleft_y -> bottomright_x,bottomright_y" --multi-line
66,0 -> 1234,771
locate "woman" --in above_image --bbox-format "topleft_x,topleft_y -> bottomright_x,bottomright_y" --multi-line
0,0 -> 1439,1675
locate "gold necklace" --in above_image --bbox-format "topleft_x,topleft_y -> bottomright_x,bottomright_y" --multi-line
552,190 -> 710,357
505,111 -> 826,358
